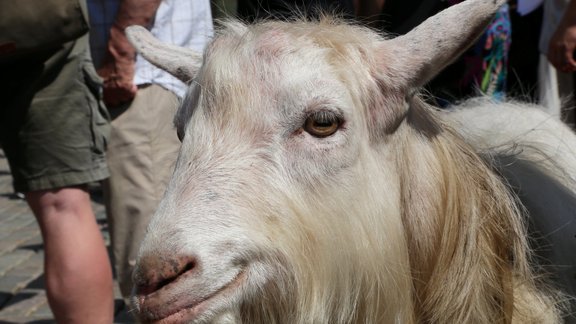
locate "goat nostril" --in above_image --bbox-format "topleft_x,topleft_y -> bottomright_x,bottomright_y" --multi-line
134,256 -> 197,296
155,260 -> 195,290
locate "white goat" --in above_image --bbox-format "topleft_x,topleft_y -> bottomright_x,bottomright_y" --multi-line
125,0 -> 575,322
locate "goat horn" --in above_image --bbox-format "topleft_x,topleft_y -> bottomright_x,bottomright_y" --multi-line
125,25 -> 202,83
385,0 -> 506,88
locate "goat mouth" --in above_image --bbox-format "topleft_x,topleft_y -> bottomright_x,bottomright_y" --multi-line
136,270 -> 246,323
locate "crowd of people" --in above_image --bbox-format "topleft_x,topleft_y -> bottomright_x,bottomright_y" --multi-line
0,0 -> 575,322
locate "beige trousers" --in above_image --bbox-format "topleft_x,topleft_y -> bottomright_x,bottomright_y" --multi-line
103,84 -> 181,300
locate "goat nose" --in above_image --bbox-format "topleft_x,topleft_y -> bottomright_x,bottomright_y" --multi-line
133,253 -> 197,296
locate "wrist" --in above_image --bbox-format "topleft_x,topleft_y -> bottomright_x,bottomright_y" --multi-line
107,25 -> 137,61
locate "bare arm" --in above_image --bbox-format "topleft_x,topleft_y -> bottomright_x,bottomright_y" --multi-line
548,0 -> 576,72
97,0 -> 162,107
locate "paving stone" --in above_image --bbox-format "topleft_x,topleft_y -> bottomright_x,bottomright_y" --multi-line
0,200 -> 29,219
94,206 -> 107,220
0,315 -> 34,323
0,274 -> 38,296
0,215 -> 36,233
0,253 -> 42,295
14,252 -> 43,278
0,241 -> 26,259
113,284 -> 124,301
0,290 -> 47,318
0,250 -> 34,277
29,300 -> 53,319
0,229 -> 42,256
20,235 -> 44,252
9,227 -> 40,238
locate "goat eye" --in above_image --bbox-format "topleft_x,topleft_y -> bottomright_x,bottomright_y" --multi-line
303,111 -> 341,138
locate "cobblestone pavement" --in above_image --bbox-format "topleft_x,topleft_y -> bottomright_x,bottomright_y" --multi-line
0,150 -> 135,324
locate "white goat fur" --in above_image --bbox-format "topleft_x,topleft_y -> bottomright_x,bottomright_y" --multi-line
127,1 -> 573,323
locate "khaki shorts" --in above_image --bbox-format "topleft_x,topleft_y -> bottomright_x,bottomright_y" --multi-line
0,35 -> 110,192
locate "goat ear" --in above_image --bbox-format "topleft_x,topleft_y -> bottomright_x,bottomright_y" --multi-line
125,25 -> 202,83
382,0 -> 505,89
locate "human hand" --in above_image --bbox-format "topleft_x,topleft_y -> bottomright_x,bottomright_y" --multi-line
548,23 -> 576,73
97,25 -> 138,107
97,57 -> 137,107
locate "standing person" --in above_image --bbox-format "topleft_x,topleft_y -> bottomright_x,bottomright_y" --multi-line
0,0 -> 114,323
547,0 -> 576,72
539,0 -> 576,126
88,0 -> 214,303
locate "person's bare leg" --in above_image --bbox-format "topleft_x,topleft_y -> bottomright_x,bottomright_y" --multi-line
26,186 -> 114,324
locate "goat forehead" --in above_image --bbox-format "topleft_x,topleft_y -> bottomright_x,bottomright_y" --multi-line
198,30 -> 350,118
253,29 -> 295,61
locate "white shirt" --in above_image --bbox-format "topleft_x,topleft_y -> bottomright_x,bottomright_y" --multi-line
88,0 -> 214,98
